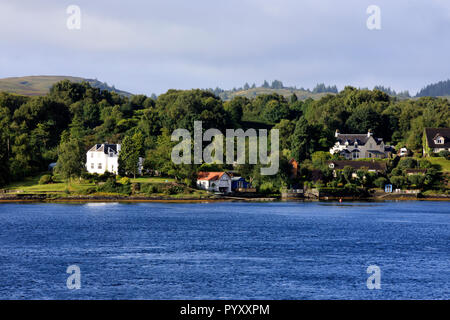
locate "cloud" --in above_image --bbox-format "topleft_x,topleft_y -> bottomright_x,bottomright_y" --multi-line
0,0 -> 448,95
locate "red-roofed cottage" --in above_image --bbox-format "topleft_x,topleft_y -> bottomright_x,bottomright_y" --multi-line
197,172 -> 232,193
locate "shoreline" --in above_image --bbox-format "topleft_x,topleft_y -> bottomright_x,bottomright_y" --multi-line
0,193 -> 448,203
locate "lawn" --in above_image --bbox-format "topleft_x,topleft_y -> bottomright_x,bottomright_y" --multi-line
130,176 -> 175,184
3,174 -> 176,195
427,157 -> 450,172
4,173 -> 95,194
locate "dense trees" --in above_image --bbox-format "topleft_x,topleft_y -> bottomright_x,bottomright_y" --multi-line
0,80 -> 448,192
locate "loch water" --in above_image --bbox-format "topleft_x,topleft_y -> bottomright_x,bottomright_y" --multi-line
0,201 -> 448,299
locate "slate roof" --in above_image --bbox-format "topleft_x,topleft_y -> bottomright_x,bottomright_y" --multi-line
336,134 -> 383,146
424,128 -> 450,149
328,160 -> 387,172
88,144 -> 120,155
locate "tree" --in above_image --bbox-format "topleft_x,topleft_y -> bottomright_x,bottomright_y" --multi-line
408,174 -> 425,189
374,177 -> 388,189
119,132 -> 144,178
390,175 -> 406,189
55,137 -> 85,180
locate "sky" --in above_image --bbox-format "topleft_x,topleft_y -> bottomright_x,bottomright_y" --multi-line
0,0 -> 449,95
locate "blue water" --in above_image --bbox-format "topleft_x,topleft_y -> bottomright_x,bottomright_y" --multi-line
0,201 -> 448,300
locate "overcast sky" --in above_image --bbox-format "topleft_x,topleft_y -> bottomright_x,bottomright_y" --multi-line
0,0 -> 449,95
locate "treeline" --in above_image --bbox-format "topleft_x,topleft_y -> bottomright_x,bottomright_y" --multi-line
206,80 -> 338,97
416,79 -> 450,97
0,80 -> 449,189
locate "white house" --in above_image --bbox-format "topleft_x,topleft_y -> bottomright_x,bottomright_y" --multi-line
86,143 -> 143,175
197,172 -> 232,193
330,130 -> 387,160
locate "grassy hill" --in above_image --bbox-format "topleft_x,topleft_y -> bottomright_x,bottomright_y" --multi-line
218,87 -> 333,101
0,75 -> 132,97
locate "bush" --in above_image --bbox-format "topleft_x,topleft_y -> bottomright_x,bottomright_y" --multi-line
163,184 -> 185,195
131,183 -> 140,194
259,182 -> 277,194
407,174 -> 426,188
119,177 -> 131,185
374,177 -> 388,189
439,150 -> 450,160
39,174 -> 53,185
398,158 -> 417,169
98,171 -> 116,182
97,177 -> 131,195
141,183 -> 161,194
84,187 -> 97,194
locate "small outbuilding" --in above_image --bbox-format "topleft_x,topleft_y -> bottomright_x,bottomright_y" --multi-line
231,177 -> 254,192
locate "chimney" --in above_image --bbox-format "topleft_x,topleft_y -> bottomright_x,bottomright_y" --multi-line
335,129 -> 340,138
367,129 -> 373,137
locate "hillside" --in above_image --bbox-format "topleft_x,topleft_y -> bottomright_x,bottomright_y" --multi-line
218,87 -> 333,101
0,75 -> 132,97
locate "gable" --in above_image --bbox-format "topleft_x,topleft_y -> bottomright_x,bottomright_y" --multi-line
425,128 -> 450,149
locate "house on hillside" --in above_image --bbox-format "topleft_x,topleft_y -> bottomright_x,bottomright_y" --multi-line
86,143 -> 143,175
330,130 -> 388,160
423,128 -> 450,156
328,160 -> 387,177
197,172 -> 232,193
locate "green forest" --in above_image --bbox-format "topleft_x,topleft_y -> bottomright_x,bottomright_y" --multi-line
0,80 -> 449,194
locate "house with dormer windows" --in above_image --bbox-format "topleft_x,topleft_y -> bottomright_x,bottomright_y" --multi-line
329,130 -> 387,160
423,128 -> 450,156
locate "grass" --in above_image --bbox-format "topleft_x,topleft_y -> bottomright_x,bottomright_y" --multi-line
4,173 -> 96,194
3,174 -> 180,196
0,75 -> 131,97
130,177 -> 175,184
219,87 -> 333,101
427,157 -> 450,172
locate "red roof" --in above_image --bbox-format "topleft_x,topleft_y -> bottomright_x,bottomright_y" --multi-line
197,172 -> 227,181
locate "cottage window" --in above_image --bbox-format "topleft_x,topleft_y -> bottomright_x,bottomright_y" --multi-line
98,163 -> 102,169
436,138 -> 444,144
91,163 -> 94,169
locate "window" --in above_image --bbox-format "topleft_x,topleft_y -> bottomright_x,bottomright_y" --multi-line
91,153 -> 93,158
91,163 -> 94,169
98,163 -> 102,169
436,138 -> 444,144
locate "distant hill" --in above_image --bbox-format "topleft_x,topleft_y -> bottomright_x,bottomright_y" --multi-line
416,79 -> 450,97
217,87 -> 333,101
0,76 -> 132,97
208,80 -> 338,101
